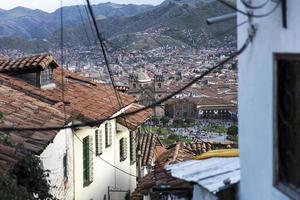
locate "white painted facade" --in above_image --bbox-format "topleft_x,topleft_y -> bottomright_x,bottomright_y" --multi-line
238,1 -> 299,200
40,108 -> 138,200
40,128 -> 74,200
73,118 -> 136,200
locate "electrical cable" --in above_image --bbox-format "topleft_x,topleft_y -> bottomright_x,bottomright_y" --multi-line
60,0 -> 67,124
76,0 -> 92,46
0,37 -> 250,132
85,0 -> 125,111
73,131 -> 137,178
241,0 -> 270,9
217,0 -> 280,18
82,0 -> 97,44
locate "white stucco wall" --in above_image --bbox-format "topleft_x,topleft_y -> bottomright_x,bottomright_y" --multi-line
40,128 -> 74,200
238,1 -> 300,200
73,119 -> 136,200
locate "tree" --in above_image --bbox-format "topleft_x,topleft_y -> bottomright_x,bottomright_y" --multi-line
227,125 -> 238,136
0,154 -> 56,199
173,118 -> 184,128
161,116 -> 170,126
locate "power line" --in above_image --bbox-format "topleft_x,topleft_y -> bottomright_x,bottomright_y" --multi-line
85,0 -> 125,111
214,20 -> 248,38
75,0 -> 92,46
241,0 -> 270,9
73,131 -> 137,178
82,0 -> 97,44
0,37 -> 250,132
74,0 -> 115,104
217,0 -> 280,18
60,0 -> 67,124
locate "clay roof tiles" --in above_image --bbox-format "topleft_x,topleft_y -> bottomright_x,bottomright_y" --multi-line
131,143 -> 194,200
0,54 -> 141,175
117,104 -> 152,131
0,54 -> 58,73
0,84 -> 66,176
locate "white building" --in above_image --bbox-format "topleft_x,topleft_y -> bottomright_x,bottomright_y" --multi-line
238,1 -> 300,200
0,54 -> 152,200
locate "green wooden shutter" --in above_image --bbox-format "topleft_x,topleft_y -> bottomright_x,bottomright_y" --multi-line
108,123 -> 112,146
83,137 -> 89,185
95,130 -> 103,155
83,135 -> 93,186
124,138 -> 128,160
88,135 -> 94,182
130,132 -> 136,165
95,130 -> 99,155
105,123 -> 109,147
120,137 -> 128,162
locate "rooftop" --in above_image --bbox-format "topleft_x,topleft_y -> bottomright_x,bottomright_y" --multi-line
165,157 -> 240,194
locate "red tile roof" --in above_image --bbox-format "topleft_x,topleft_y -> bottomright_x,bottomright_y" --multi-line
138,133 -> 164,166
117,104 -> 152,131
0,54 -> 142,175
0,54 -> 59,73
0,66 -> 136,123
131,143 -> 194,200
0,84 -> 66,175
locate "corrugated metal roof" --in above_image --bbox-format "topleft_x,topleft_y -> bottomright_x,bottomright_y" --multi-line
165,157 -> 240,194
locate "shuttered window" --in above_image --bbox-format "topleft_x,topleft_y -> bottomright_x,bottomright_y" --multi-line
105,122 -> 112,147
130,132 -> 136,165
275,56 -> 300,199
83,135 -> 93,186
95,130 -> 103,155
120,137 -> 128,162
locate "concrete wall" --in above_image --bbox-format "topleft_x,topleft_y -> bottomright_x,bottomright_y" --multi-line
238,1 -> 300,200
73,119 -> 136,200
40,128 -> 74,200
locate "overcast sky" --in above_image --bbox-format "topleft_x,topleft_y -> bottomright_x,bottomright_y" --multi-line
0,0 -> 164,12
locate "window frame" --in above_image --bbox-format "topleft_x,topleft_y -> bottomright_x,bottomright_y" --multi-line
130,132 -> 136,165
105,122 -> 113,148
83,136 -> 93,187
95,129 -> 102,156
40,68 -> 53,86
273,53 -> 300,199
120,137 -> 128,162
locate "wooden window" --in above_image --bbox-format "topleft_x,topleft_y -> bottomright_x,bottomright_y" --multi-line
275,55 -> 300,199
40,68 -> 53,86
105,123 -> 112,147
83,136 -> 93,186
130,132 -> 136,165
95,130 -> 102,155
120,137 -> 128,162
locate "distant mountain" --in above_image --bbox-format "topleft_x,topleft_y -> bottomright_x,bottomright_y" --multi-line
0,3 -> 153,39
0,0 -> 237,52
60,0 -> 236,48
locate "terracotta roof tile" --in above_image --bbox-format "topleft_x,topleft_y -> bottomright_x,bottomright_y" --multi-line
0,84 -> 66,175
0,54 -> 58,73
131,143 -> 194,200
117,104 -> 152,131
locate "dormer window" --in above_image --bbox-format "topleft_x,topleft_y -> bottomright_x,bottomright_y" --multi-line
41,68 -> 53,86
0,54 -> 58,89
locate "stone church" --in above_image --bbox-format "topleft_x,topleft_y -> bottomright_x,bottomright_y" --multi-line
128,71 -> 166,117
